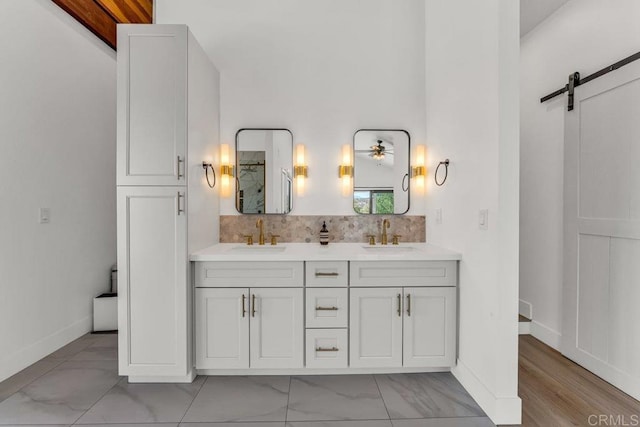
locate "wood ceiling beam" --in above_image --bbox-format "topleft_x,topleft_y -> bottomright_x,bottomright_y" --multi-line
52,0 -> 117,49
51,0 -> 153,50
95,0 -> 152,24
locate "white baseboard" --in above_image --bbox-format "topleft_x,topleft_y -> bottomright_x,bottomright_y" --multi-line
519,299 -> 532,319
518,320 -> 531,335
452,358 -> 522,425
0,316 -> 92,382
530,320 -> 561,350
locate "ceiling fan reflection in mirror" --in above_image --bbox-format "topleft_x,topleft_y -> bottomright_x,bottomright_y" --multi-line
356,139 -> 395,160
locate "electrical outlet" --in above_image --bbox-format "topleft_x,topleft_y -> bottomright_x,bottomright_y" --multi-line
479,209 -> 488,230
39,208 -> 50,224
435,208 -> 442,225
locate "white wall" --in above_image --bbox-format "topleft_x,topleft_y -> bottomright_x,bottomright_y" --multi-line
520,0 -> 640,348
424,0 -> 521,424
0,0 -> 116,381
156,0 -> 426,216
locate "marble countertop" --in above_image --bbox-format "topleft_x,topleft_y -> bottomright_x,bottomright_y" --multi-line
190,242 -> 461,262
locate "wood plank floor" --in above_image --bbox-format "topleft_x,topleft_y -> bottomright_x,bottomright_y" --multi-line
517,335 -> 640,427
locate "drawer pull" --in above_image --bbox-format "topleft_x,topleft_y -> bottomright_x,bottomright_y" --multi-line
315,272 -> 339,277
251,294 -> 256,317
316,346 -> 339,352
241,294 -> 246,318
397,293 -> 402,317
316,306 -> 338,311
406,294 -> 411,316
177,156 -> 184,179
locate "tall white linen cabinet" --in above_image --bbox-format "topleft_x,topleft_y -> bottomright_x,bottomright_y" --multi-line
116,24 -> 220,382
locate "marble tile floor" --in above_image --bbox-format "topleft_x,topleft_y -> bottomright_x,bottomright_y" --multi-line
0,333 -> 493,426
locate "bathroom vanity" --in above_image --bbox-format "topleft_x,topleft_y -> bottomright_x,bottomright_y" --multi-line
116,23 -> 459,383
191,243 -> 460,375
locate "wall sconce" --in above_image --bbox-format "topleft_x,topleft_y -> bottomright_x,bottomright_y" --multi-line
202,162 -> 216,188
338,144 -> 353,197
294,144 -> 308,196
220,144 -> 234,197
411,145 -> 426,192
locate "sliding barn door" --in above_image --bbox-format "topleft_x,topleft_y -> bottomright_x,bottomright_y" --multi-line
563,60 -> 640,400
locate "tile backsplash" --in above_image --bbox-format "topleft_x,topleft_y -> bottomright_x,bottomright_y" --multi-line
220,215 -> 426,244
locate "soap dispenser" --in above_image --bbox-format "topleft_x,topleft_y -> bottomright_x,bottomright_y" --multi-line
319,221 -> 329,246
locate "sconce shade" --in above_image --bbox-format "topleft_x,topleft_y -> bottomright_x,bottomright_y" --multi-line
220,144 -> 234,197
294,144 -> 308,196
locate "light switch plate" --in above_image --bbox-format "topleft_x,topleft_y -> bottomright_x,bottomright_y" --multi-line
39,208 -> 50,224
435,208 -> 442,225
479,209 -> 488,230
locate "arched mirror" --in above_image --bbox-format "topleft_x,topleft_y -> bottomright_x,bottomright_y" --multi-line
235,128 -> 293,214
353,129 -> 410,214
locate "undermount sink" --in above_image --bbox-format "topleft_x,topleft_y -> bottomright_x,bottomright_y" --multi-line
362,245 -> 417,252
231,245 -> 286,253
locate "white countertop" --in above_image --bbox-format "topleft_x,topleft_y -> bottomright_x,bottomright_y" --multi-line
190,242 -> 461,262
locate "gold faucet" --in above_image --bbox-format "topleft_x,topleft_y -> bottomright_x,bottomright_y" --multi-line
381,219 -> 390,245
256,218 -> 265,245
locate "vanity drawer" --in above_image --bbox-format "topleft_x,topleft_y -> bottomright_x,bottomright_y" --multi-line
305,329 -> 348,368
306,288 -> 348,328
350,261 -> 457,287
305,261 -> 348,287
195,261 -> 304,287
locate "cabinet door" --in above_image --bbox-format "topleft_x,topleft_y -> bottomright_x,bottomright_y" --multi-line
117,25 -> 187,186
249,288 -> 303,369
350,288 -> 403,368
403,287 -> 456,367
117,186 -> 188,377
196,288 -> 249,369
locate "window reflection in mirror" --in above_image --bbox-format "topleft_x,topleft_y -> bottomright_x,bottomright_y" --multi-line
353,130 -> 410,215
235,129 -> 293,214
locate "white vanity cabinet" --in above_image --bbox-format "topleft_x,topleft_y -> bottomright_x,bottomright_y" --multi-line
349,261 -> 457,368
195,288 -> 249,369
349,287 -> 403,368
117,25 -> 187,187
349,287 -> 456,368
192,246 -> 459,375
117,187 -> 188,376
196,287 -> 303,369
117,24 -> 220,382
403,287 -> 456,367
250,288 -> 304,369
194,262 -> 304,370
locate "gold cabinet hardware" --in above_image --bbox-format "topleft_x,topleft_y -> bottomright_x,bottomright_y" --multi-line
243,235 -> 254,245
315,347 -> 339,352
251,294 -> 256,317
397,293 -> 402,317
315,272 -> 339,277
367,234 -> 376,245
241,294 -> 247,317
406,294 -> 411,316
315,306 -> 338,311
392,234 -> 401,245
270,234 -> 280,245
